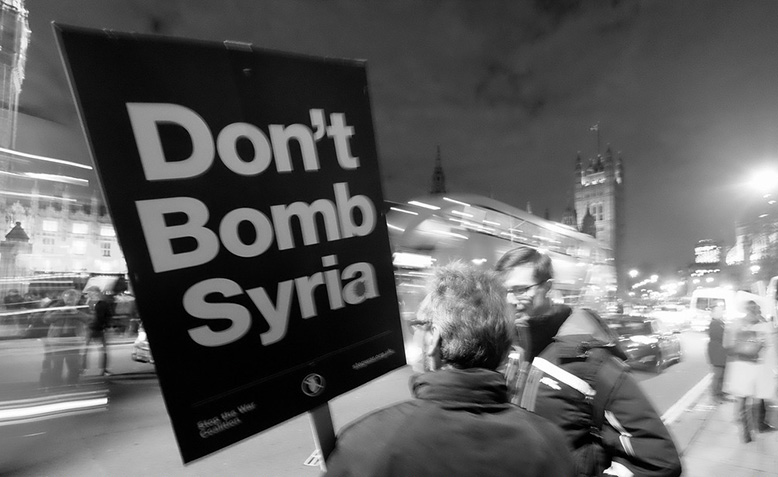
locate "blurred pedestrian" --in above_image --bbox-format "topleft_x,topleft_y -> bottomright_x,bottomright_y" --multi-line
3,288 -> 25,332
324,262 -> 575,477
82,285 -> 113,375
707,305 -> 729,403
495,245 -> 682,477
3,288 -> 24,310
723,300 -> 778,443
40,289 -> 89,387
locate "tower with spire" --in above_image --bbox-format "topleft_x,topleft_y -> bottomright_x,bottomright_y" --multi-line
429,145 -> 447,195
573,141 -> 625,292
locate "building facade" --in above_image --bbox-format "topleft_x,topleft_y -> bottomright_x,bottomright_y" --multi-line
725,193 -> 778,291
0,0 -> 27,150
573,145 -> 625,293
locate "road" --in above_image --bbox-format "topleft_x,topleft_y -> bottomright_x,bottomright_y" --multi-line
0,331 -> 710,476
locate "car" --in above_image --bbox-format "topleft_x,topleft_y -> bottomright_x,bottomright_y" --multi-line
606,315 -> 682,373
649,303 -> 691,332
689,288 -> 739,332
130,323 -> 154,364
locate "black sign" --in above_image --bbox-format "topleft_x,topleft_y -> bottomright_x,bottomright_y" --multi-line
55,23 -> 405,463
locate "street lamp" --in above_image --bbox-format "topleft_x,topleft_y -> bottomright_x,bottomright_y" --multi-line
749,167 -> 778,195
628,269 -> 639,278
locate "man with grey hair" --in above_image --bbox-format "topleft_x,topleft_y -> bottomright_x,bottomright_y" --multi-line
324,262 -> 575,477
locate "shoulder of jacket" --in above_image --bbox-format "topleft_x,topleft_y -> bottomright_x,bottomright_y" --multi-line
337,400 -> 420,437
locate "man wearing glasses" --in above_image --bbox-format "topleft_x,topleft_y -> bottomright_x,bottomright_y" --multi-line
324,262 -> 575,477
495,245 -> 571,371
495,245 -> 681,477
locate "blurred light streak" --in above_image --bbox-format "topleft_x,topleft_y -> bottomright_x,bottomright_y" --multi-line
442,197 -> 470,207
0,146 -> 92,170
23,172 -> 88,186
449,210 -> 473,218
0,190 -> 76,202
408,200 -> 439,210
389,207 -> 417,215
0,389 -> 108,425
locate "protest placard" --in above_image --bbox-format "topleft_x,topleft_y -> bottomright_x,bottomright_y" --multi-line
55,23 -> 405,463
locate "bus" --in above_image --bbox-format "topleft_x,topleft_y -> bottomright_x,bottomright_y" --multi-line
385,193 -> 618,364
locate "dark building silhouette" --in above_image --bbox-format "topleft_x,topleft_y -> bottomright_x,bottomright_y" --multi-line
429,145 -> 447,194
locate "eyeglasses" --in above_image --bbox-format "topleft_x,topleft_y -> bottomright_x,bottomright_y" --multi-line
506,280 -> 548,296
408,318 -> 432,331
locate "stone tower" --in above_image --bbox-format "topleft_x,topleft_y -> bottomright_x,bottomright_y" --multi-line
429,145 -> 447,194
574,146 -> 625,292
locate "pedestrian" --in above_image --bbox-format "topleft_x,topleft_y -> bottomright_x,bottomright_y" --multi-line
82,285 -> 113,375
3,288 -> 24,310
323,262 -> 575,477
3,288 -> 25,333
41,289 -> 90,387
495,245 -> 682,477
723,300 -> 778,443
707,305 -> 729,403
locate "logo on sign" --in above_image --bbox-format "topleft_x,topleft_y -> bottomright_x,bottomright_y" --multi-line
301,373 -> 326,397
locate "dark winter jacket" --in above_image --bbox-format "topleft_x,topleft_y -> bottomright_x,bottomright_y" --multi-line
707,318 -> 728,367
88,298 -> 114,334
521,310 -> 682,477
324,368 -> 575,477
44,308 -> 89,341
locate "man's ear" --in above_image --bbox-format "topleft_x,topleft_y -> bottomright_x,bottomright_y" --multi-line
539,279 -> 553,294
424,324 -> 442,357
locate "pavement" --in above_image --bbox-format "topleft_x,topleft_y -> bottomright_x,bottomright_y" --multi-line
2,318 -> 777,476
663,373 -> 778,477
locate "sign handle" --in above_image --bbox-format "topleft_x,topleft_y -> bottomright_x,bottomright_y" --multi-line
308,402 -> 335,471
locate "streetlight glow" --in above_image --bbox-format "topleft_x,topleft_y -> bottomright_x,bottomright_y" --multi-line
749,167 -> 778,194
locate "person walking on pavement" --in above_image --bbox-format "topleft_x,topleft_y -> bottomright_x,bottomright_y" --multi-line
723,300 -> 778,443
41,289 -> 90,387
323,262 -> 576,477
707,305 -> 730,403
495,245 -> 682,477
82,285 -> 113,375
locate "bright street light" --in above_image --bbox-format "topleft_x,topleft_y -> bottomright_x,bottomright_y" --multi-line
628,269 -> 639,278
749,166 -> 778,194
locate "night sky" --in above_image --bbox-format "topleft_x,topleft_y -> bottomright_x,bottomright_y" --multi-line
15,0 -> 778,274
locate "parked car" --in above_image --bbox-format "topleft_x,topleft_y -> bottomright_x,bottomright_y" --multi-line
606,315 -> 682,373
649,303 -> 691,332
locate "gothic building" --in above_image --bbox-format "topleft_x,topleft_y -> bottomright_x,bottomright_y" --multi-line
573,145 -> 625,292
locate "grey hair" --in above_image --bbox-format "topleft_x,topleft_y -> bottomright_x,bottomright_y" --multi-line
417,261 -> 512,370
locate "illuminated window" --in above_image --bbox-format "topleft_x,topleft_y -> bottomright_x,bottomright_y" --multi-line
72,223 -> 88,235
101,241 -> 111,257
100,226 -> 115,237
42,220 -> 58,232
72,240 -> 87,255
